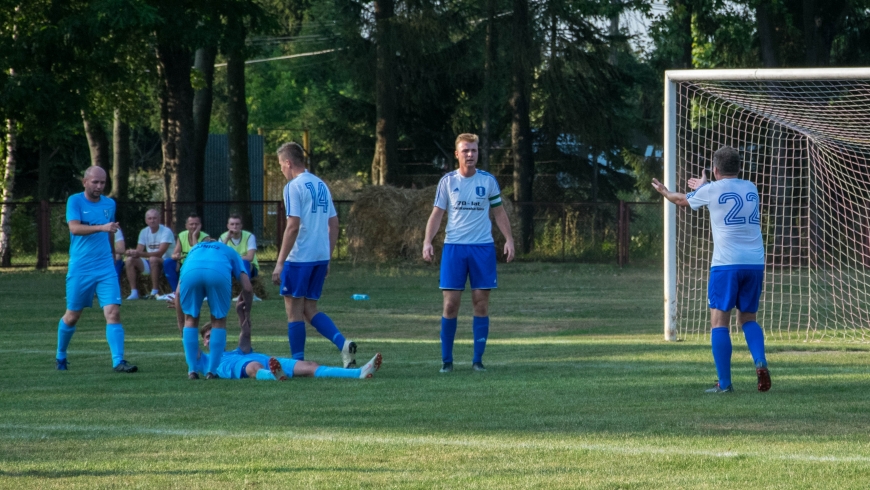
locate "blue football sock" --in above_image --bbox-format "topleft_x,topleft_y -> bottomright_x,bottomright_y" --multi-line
288,321 -> 306,360
441,317 -> 458,363
56,319 -> 76,360
314,366 -> 361,379
742,321 -> 767,367
255,369 -> 277,380
472,316 -> 489,363
310,312 -> 346,351
105,323 -> 125,367
182,327 -> 200,374
711,327 -> 733,388
207,328 -> 227,375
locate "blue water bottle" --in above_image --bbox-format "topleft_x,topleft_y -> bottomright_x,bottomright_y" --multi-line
351,294 -> 370,301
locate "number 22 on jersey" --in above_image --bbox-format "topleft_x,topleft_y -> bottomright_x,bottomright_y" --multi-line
719,192 -> 760,226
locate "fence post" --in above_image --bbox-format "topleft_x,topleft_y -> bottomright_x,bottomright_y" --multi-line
617,200 -> 630,267
37,200 -> 50,270
276,200 -> 286,251
561,205 -> 566,261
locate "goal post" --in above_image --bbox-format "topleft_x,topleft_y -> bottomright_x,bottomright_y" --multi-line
663,68 -> 870,342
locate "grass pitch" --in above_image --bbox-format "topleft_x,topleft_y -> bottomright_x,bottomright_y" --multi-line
1,263 -> 870,489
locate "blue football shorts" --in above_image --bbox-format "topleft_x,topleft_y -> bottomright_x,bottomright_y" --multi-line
66,269 -> 122,311
179,268 -> 232,319
440,243 -> 498,290
280,261 -> 329,300
708,265 -> 764,313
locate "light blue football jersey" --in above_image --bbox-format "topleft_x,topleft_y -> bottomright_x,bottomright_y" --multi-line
283,171 -> 337,263
66,193 -> 116,276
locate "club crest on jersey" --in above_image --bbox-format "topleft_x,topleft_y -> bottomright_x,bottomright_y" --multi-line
475,186 -> 485,197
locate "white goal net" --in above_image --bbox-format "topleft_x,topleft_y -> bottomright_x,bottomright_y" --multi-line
663,69 -> 870,342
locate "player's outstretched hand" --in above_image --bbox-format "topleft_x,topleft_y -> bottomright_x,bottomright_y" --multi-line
687,170 -> 708,190
504,240 -> 515,263
651,178 -> 668,195
422,243 -> 434,262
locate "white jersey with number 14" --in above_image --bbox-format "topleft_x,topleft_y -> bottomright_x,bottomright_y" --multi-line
686,178 -> 764,268
283,171 -> 337,263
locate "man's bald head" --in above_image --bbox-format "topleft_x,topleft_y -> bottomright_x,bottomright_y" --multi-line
84,166 -> 107,181
145,208 -> 161,230
82,166 -> 108,201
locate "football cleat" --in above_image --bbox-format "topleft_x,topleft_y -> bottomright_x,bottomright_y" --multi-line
56,358 -> 68,371
756,362 -> 772,392
188,372 -> 199,380
439,362 -> 453,373
472,362 -> 487,372
341,340 -> 357,368
359,353 -> 382,379
705,381 -> 733,393
113,360 -> 138,373
205,372 -> 219,379
268,357 -> 288,381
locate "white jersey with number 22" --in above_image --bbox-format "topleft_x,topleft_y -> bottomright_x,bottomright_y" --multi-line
686,178 -> 764,268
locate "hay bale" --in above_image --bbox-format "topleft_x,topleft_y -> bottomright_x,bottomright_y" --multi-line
346,185 -> 416,262
345,184 -> 519,264
119,265 -> 269,299
120,271 -> 172,298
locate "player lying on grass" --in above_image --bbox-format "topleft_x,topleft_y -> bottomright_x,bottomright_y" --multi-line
191,321 -> 382,380
652,146 -> 771,393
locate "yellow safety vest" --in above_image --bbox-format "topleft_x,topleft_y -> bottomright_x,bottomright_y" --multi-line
220,230 -> 259,272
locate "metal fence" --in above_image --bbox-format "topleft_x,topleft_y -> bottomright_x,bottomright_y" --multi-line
0,200 -> 661,268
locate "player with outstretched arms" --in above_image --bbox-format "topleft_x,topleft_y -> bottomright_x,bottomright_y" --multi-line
423,133 -> 515,373
652,146 -> 771,393
272,142 -> 357,368
56,166 -> 137,373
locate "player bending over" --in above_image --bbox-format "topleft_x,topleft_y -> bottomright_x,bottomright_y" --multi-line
652,146 -> 771,393
190,321 -> 382,380
176,239 -> 253,379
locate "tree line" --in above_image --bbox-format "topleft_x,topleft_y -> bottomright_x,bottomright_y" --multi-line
1,0 -> 869,264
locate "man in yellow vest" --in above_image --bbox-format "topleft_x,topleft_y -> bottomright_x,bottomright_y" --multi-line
173,213 -> 210,266
221,214 -> 261,301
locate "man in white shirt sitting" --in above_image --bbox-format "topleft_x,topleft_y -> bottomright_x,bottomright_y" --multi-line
124,208 -> 177,300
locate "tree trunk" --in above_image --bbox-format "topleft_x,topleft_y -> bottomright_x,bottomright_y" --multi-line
802,0 -> 847,67
480,0 -> 497,171
372,0 -> 398,186
82,112 -> 112,195
0,119 -> 16,267
674,0 -> 693,68
38,142 -> 53,202
609,0 -> 620,65
756,0 -> 778,67
193,46 -> 217,216
226,37 -> 253,230
112,109 -> 130,201
156,43 -> 195,230
511,0 -> 534,254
